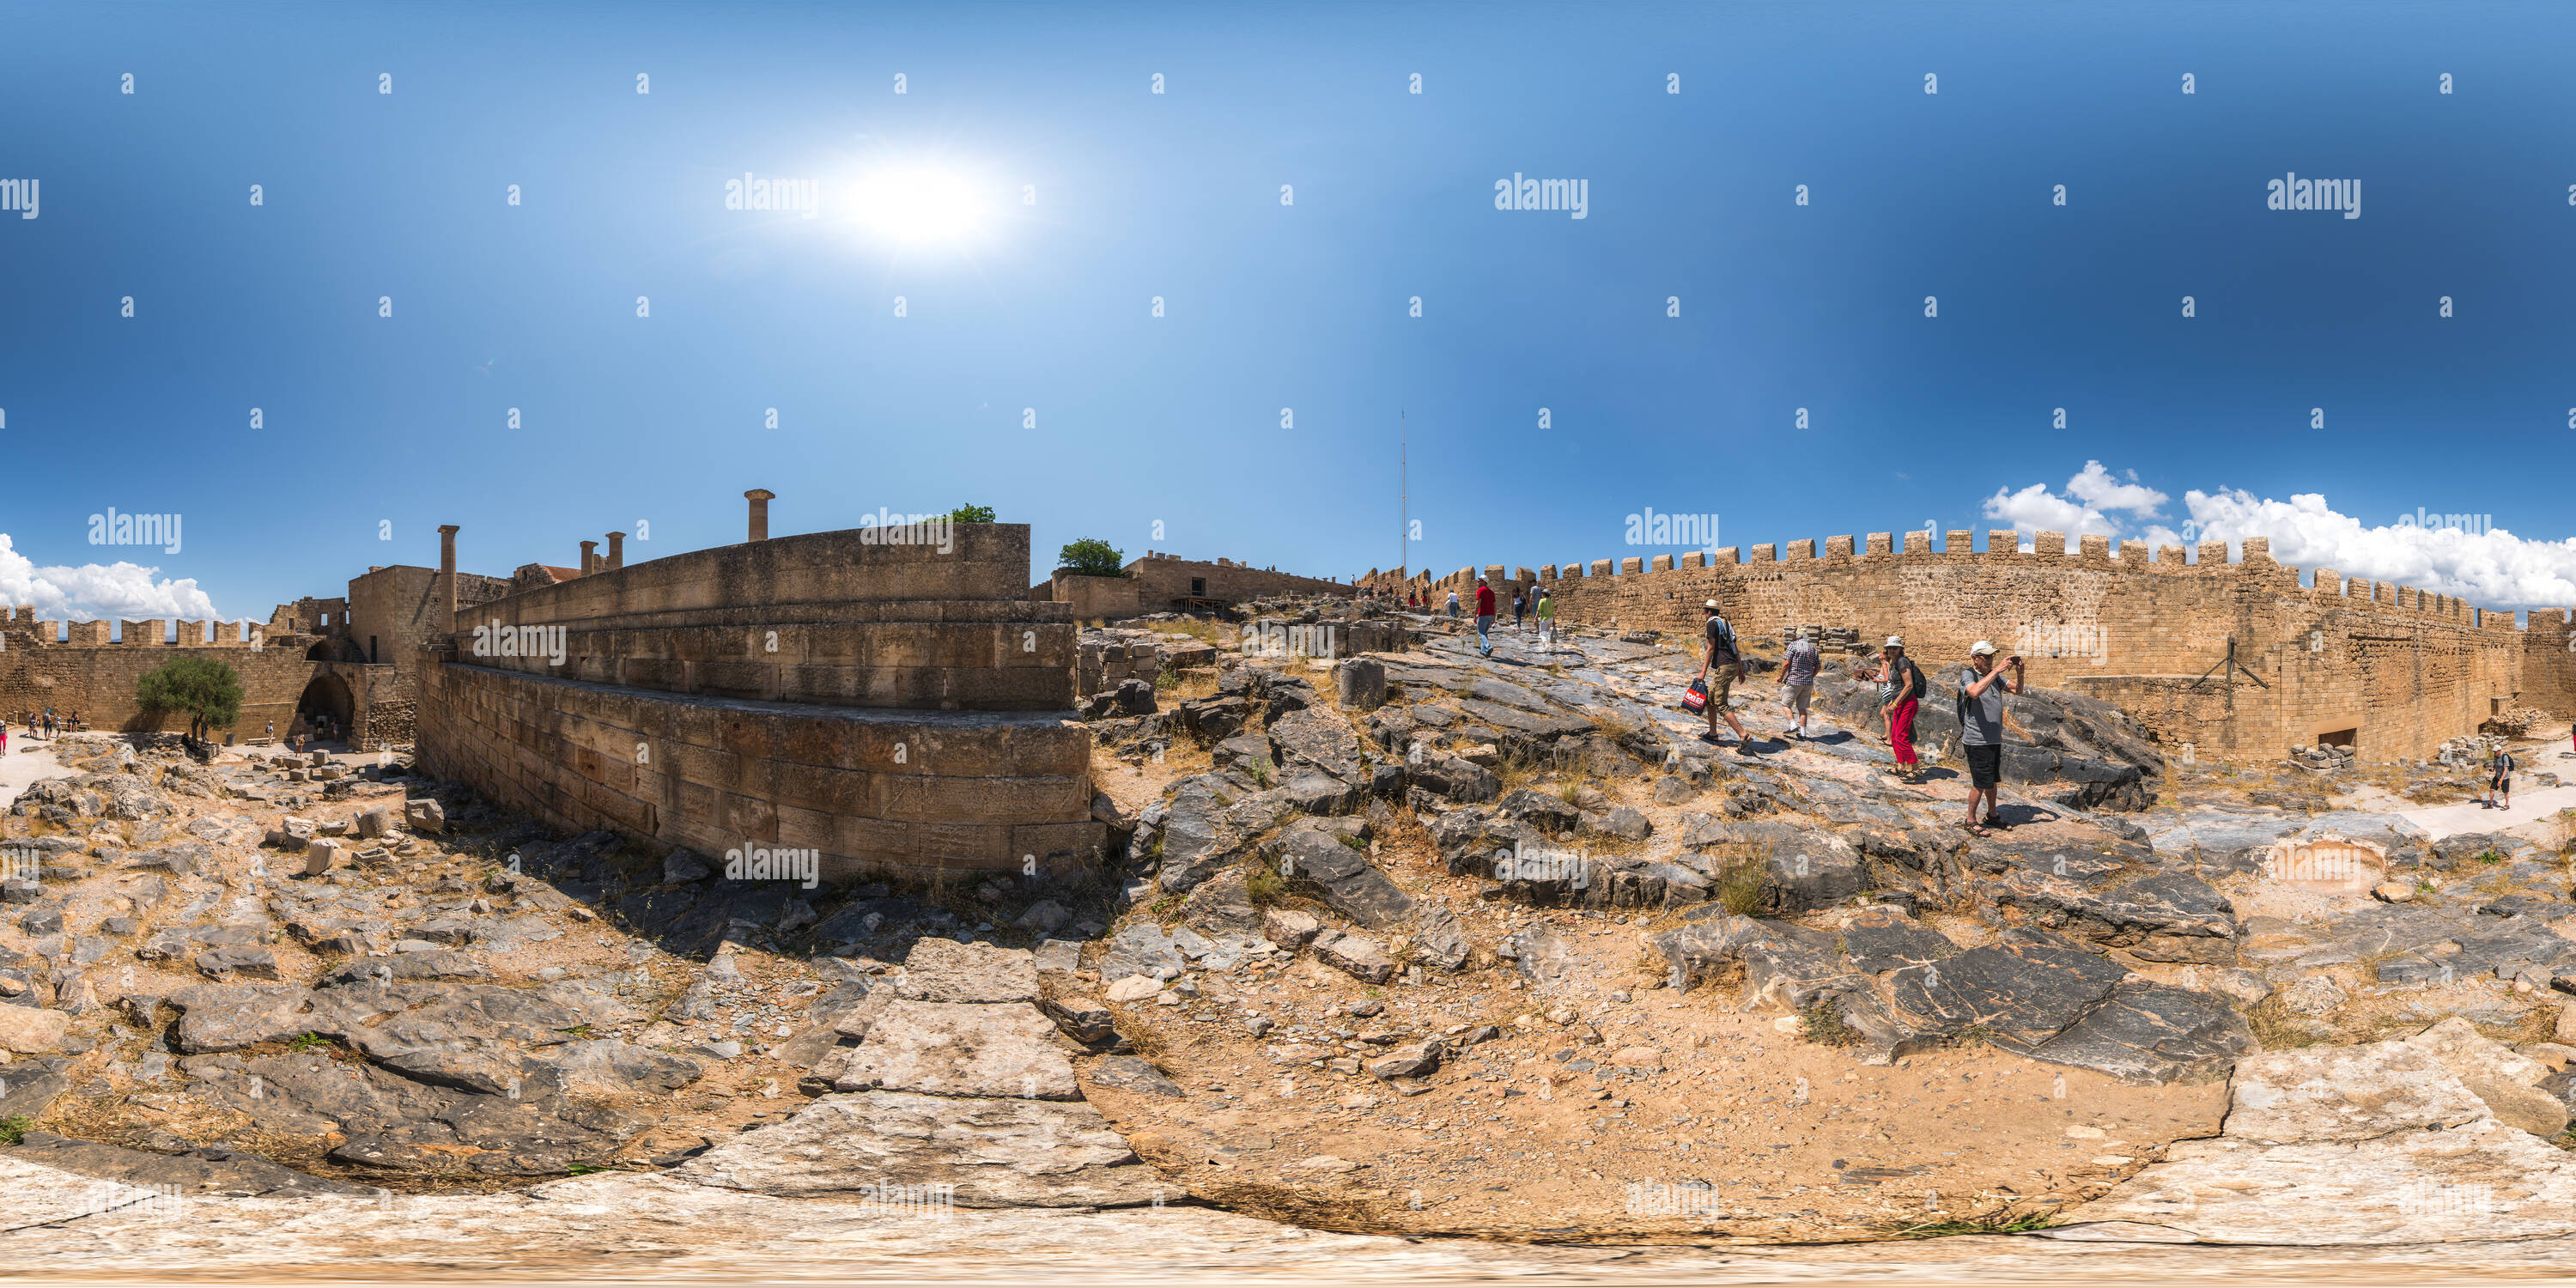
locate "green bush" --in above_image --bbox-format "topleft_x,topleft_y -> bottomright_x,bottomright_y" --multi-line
136,655 -> 244,743
1058,538 -> 1125,578
949,504 -> 996,524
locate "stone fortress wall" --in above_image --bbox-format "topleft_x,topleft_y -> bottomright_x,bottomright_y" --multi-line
1364,529 -> 2576,764
0,608 -> 320,738
1037,551 -> 1358,620
416,503 -> 1103,884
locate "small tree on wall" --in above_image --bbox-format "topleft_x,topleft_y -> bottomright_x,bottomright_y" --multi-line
136,656 -> 244,744
948,504 -> 996,524
1058,538 -> 1125,578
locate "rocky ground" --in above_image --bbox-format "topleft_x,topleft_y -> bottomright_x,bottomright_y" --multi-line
2,601 -> 2575,1276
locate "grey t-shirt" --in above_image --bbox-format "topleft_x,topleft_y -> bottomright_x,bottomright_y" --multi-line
1958,666 -> 2007,746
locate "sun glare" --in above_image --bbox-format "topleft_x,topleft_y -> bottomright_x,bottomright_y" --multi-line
845,167 -> 985,244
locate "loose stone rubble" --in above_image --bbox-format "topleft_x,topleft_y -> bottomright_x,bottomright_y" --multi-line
3,598 -> 2574,1262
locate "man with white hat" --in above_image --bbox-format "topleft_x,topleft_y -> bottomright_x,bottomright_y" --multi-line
1959,640 -> 2024,835
1779,627 -> 1821,739
1695,598 -> 1752,750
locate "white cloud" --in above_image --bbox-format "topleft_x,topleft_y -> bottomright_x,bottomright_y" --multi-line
1981,461 -> 2166,544
0,533 -> 225,625
1983,481 -> 2113,538
2183,489 -> 2576,611
1979,472 -> 2576,612
2064,462 -> 2168,517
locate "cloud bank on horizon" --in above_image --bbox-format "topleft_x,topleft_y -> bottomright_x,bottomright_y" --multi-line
0,533 -> 225,627
1985,463 -> 2576,613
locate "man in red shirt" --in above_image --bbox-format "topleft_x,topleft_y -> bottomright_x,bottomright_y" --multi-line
1473,578 -> 1497,656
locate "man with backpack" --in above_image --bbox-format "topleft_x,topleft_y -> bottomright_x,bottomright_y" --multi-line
2487,744 -> 2517,811
1696,599 -> 1753,751
1958,641 -> 2022,835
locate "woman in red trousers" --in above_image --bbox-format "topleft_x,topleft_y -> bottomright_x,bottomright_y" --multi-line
1868,636 -> 1927,783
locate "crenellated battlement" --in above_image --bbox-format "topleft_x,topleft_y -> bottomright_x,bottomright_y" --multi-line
1354,526 -> 2575,762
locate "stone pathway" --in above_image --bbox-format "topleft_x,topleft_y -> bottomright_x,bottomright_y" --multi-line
0,739 -> 66,811
2398,781 -> 2576,841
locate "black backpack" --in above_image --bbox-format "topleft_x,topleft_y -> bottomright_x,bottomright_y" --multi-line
1705,615 -> 1737,662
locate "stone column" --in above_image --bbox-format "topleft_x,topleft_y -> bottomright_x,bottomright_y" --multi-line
745,489 -> 775,542
606,532 -> 625,569
580,540 -> 598,575
438,525 -> 460,635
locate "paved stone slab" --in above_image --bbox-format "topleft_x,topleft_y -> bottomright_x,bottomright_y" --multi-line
895,939 -> 1039,1004
672,1090 -> 1163,1207
835,1000 -> 1079,1100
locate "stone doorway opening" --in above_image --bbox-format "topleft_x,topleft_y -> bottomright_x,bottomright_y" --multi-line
297,671 -> 355,743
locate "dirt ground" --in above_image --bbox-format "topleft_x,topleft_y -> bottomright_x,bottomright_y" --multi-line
1081,642 -> 2230,1241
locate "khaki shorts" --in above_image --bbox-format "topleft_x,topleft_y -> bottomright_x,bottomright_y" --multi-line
1705,662 -> 1740,705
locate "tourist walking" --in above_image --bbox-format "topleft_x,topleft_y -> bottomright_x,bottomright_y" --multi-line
1536,591 -> 1556,651
1473,577 -> 1496,656
1695,599 -> 1752,751
1780,628 -> 1821,738
1511,591 -> 1526,634
2487,744 -> 2516,811
1958,641 -> 2022,835
1862,636 -> 1927,782
1444,589 -> 1460,620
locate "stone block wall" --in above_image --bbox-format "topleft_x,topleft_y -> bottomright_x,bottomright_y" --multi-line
417,522 -> 1103,881
416,660 -> 1103,881
443,523 -> 1075,712
0,639 -> 321,737
1365,532 -> 2576,763
1042,573 -> 1145,623
1129,553 -> 1353,606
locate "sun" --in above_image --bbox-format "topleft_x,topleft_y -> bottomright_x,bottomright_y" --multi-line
843,167 -> 986,245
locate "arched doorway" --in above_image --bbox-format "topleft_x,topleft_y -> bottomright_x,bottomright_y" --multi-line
297,671 -> 356,744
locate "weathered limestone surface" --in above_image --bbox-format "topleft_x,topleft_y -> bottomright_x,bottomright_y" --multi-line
673,1091 -> 1160,1207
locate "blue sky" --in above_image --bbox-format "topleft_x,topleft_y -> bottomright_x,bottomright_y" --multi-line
4,0 -> 2575,625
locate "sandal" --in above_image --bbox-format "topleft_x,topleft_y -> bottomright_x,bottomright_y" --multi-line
1961,821 -> 1990,837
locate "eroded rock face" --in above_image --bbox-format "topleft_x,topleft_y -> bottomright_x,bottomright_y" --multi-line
1656,912 -> 2250,1081
2226,1044 -> 2488,1143
672,1091 -> 1164,1207
833,1001 -> 1080,1100
2065,1028 -> 2576,1243
895,939 -> 1040,1005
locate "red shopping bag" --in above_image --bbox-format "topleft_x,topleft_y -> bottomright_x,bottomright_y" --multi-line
1681,677 -> 1709,712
